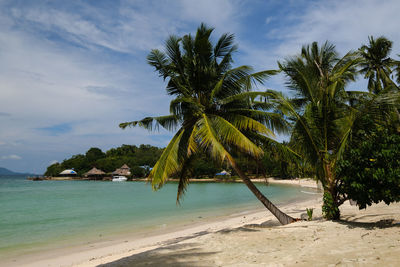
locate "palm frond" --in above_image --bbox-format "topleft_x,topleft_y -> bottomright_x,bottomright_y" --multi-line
150,129 -> 185,189
218,91 -> 276,105
207,114 -> 264,158
214,32 -> 236,58
147,49 -> 171,79
176,156 -> 194,204
195,114 -> 232,163
119,115 -> 179,131
228,114 -> 275,137
210,65 -> 254,99
226,109 -> 289,134
169,96 -> 204,117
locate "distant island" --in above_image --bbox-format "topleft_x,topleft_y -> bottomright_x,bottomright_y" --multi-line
44,144 -> 313,179
44,144 -> 222,179
0,167 -> 36,177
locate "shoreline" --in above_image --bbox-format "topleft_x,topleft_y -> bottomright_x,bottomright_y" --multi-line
6,176 -> 399,266
28,176 -> 320,188
5,179 -> 321,267
37,197 -> 399,267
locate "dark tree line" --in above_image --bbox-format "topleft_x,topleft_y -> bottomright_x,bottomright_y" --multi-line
44,145 -> 163,177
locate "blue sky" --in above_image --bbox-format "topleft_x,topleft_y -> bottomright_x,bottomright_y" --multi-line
0,0 -> 399,173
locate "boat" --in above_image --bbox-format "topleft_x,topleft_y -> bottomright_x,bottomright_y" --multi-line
112,175 -> 127,182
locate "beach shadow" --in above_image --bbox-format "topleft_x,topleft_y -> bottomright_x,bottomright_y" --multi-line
217,226 -> 260,234
336,218 -> 400,229
341,213 -> 398,221
217,219 -> 284,234
246,219 -> 282,228
97,242 -> 218,267
161,231 -> 210,246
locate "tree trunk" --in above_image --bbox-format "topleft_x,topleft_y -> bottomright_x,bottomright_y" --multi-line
229,158 -> 296,225
321,162 -> 340,220
322,189 -> 340,220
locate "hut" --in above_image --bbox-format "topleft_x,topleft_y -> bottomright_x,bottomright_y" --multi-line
59,169 -> 77,177
112,164 -> 131,176
215,170 -> 231,176
84,167 -> 106,180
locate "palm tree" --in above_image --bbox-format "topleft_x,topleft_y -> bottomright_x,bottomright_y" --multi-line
359,36 -> 399,93
120,24 -> 296,225
276,41 -> 398,219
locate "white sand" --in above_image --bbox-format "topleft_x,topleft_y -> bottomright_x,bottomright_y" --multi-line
6,179 -> 400,266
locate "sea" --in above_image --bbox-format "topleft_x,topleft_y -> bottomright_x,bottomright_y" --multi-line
0,176 -> 317,260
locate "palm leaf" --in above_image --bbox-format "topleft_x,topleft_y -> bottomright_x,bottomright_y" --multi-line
195,114 -> 232,163
150,129 -> 185,189
119,115 -> 179,132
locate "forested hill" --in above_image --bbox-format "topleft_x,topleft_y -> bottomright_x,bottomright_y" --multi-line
45,144 -> 316,179
44,144 -> 163,177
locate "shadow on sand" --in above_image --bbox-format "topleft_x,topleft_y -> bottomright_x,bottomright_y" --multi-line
336,218 -> 400,229
97,224 -> 271,267
98,242 -> 218,267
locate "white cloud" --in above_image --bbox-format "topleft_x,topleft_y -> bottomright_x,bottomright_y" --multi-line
276,0 -> 400,55
1,0 -> 397,173
242,0 -> 400,71
1,154 -> 22,160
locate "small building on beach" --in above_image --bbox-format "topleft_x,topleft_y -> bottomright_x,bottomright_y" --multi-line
112,164 -> 131,176
59,169 -> 77,177
215,170 -> 231,177
84,167 -> 106,180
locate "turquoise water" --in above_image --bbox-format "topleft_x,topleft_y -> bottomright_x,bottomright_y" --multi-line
0,176 -> 315,258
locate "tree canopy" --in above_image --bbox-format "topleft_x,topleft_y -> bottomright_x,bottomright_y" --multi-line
44,145 -> 163,177
120,23 -> 296,224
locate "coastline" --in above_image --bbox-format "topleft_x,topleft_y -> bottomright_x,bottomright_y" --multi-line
28,176 -> 320,188
6,177 -> 399,266
5,179 -> 321,267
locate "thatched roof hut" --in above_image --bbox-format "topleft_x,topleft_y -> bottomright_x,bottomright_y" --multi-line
84,167 -> 106,177
112,164 -> 131,176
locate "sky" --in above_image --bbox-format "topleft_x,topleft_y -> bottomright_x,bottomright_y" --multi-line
0,0 -> 399,173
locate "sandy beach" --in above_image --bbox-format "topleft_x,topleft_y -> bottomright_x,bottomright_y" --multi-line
6,179 -> 400,267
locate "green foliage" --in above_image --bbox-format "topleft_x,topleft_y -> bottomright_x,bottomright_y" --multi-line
131,166 -> 146,178
61,154 -> 90,176
44,162 -> 63,177
120,23 -> 287,202
322,191 -> 340,220
86,147 -> 105,163
44,145 -> 163,177
359,36 -> 399,94
278,40 -> 399,220
189,154 -> 220,178
337,116 -> 400,209
306,208 -> 313,221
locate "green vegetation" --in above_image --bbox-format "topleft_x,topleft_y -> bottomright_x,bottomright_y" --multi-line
44,144 -> 163,177
337,116 -> 400,209
44,143 -> 304,179
44,26 -> 400,223
276,40 -> 399,219
120,23 -> 296,224
306,208 -> 314,221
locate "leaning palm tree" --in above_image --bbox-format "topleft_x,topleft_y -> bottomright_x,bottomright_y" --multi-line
276,41 -> 398,219
359,36 -> 399,93
120,24 -> 296,225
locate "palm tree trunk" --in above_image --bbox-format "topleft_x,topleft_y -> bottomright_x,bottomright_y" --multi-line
322,162 -> 340,220
229,158 -> 296,225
